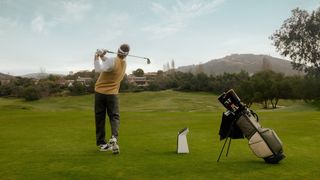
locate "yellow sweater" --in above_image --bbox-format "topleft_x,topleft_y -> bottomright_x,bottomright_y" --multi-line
95,57 -> 126,95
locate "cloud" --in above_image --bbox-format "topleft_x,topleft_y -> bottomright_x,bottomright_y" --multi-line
93,13 -> 131,43
142,22 -> 185,39
29,1 -> 92,34
30,14 -> 59,34
142,0 -> 225,39
31,15 -> 45,33
0,16 -> 19,35
61,1 -> 92,21
0,0 -> 13,6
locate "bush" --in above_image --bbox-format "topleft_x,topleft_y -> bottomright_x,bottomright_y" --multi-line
0,84 -> 13,96
68,81 -> 87,95
23,86 -> 41,101
147,81 -> 160,91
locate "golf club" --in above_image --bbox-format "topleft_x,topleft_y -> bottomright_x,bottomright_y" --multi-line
100,49 -> 151,64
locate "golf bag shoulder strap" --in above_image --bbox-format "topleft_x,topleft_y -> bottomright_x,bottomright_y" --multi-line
250,110 -> 259,122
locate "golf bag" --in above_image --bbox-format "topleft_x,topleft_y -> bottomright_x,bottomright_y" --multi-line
217,89 -> 285,163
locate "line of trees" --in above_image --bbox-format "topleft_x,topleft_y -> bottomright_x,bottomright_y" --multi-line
2,69 -> 320,108
0,71 -> 97,101
123,70 -> 319,108
0,76 -> 64,101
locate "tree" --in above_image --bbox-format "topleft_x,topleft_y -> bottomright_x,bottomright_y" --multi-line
285,75 -> 304,99
248,70 -> 288,109
68,81 -> 86,95
171,59 -> 175,70
120,74 -> 129,92
47,74 -> 60,81
23,86 -> 41,101
237,80 -> 255,107
269,73 -> 286,108
176,72 -> 195,91
195,73 -> 210,91
271,7 -> 320,73
132,68 -> 144,77
300,74 -> 320,101
251,71 -> 275,108
14,77 -> 33,87
147,81 -> 160,91
0,84 -> 13,96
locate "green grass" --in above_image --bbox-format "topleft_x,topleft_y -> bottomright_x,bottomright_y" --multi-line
0,90 -> 320,179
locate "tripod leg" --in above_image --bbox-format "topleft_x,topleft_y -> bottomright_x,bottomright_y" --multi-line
226,138 -> 232,157
217,137 -> 229,162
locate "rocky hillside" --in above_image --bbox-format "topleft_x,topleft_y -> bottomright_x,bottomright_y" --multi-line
20,73 -> 50,79
0,73 -> 14,79
177,54 -> 302,76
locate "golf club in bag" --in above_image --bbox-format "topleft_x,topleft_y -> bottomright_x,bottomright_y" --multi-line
99,49 -> 151,64
217,89 -> 285,164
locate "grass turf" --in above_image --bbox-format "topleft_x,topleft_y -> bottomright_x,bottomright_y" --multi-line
0,90 -> 319,179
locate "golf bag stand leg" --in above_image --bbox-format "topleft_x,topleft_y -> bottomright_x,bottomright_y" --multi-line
226,138 -> 232,157
217,124 -> 234,162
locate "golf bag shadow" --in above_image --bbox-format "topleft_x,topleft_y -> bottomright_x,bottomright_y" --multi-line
217,89 -> 285,164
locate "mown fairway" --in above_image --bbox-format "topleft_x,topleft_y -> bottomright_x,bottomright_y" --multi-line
0,90 -> 319,179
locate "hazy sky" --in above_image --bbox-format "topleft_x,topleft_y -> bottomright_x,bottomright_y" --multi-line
0,0 -> 319,75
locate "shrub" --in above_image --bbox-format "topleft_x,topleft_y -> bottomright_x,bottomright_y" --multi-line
0,84 -> 13,96
68,81 -> 87,95
23,86 -> 41,101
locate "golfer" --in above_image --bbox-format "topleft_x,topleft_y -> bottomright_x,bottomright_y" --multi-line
94,44 -> 129,154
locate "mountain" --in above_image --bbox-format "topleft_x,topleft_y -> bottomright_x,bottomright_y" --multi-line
177,54 -> 302,76
21,73 -> 65,79
0,72 -> 15,80
20,73 -> 50,79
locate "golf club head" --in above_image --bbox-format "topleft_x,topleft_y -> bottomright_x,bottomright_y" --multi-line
146,58 -> 151,64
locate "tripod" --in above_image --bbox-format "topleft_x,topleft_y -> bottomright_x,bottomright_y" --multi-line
217,120 -> 236,162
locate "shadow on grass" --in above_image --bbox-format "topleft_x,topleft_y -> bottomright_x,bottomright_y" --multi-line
1,104 -> 33,110
161,150 -> 182,156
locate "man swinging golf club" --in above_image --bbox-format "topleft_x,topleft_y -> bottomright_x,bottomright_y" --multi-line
94,43 -> 129,154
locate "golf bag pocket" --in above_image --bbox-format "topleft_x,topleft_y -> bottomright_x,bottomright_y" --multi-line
259,128 -> 283,155
248,128 -> 283,159
248,132 -> 273,158
236,113 -> 261,139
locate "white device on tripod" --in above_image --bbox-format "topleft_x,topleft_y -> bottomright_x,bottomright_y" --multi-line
177,128 -> 189,154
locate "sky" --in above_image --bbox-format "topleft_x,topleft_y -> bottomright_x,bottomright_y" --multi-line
0,0 -> 319,76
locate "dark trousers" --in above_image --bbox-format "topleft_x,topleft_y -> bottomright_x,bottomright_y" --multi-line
95,92 -> 120,146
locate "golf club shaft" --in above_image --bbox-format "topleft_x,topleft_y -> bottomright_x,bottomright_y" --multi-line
103,50 -> 151,64
106,50 -> 148,60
